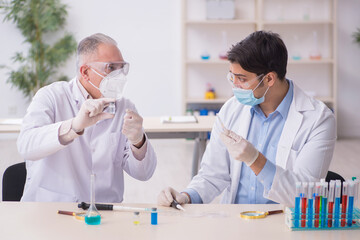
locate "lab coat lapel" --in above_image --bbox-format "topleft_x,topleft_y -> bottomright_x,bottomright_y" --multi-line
231,105 -> 252,203
276,83 -> 312,169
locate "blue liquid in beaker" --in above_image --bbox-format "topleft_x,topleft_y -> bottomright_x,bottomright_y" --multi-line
85,215 -> 101,225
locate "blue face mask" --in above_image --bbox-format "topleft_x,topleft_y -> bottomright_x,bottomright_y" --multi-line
232,76 -> 269,106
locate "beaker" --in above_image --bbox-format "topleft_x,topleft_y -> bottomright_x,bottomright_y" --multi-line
85,173 -> 101,225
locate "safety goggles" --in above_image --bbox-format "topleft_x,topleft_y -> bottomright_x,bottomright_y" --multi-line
87,61 -> 130,76
227,71 -> 264,89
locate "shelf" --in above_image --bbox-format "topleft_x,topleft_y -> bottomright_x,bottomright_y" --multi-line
186,60 -> 228,65
186,98 -> 230,104
288,58 -> 334,64
182,0 -> 337,120
186,19 -> 257,25
262,20 -> 333,25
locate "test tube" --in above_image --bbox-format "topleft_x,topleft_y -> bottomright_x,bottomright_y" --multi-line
314,182 -> 321,228
295,182 -> 301,228
334,180 -> 341,228
341,182 -> 348,227
319,179 -> 325,226
354,179 -> 360,208
308,182 -> 314,228
301,183 -> 308,228
321,182 -> 328,228
347,181 -> 354,227
328,180 -> 335,228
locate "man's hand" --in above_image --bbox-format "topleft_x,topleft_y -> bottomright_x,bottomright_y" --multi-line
158,187 -> 190,207
219,130 -> 259,167
72,98 -> 115,132
122,109 -> 144,145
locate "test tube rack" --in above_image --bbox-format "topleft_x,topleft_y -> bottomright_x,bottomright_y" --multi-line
285,207 -> 360,231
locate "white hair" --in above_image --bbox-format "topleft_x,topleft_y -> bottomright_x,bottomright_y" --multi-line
76,33 -> 117,76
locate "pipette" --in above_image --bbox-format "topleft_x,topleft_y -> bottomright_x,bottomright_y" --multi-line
334,180 -> 341,227
171,199 -> 185,211
216,114 -> 230,135
78,202 -> 153,212
328,180 -> 335,227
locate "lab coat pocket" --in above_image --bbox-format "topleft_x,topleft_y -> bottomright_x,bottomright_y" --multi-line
36,186 -> 77,202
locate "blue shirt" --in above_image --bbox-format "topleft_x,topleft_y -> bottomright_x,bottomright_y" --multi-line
186,80 -> 294,204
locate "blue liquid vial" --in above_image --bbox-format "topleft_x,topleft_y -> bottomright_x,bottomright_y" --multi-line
151,208 -> 158,225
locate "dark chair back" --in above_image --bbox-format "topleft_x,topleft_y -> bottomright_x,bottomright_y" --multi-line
2,162 -> 26,201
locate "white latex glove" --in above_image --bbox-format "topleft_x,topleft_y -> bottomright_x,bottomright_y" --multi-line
121,109 -> 144,145
72,98 -> 115,132
157,187 -> 190,207
219,129 -> 259,167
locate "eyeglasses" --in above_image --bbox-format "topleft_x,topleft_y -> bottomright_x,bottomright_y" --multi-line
87,61 -> 130,75
227,71 -> 264,89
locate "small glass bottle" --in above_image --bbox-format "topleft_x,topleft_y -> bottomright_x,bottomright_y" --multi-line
133,212 -> 140,225
151,208 -> 158,225
85,174 -> 101,225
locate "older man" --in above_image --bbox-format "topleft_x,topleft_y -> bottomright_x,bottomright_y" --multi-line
18,33 -> 157,202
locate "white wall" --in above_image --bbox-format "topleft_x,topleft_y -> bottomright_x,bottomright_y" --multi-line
337,0 -> 360,138
0,0 -> 359,138
0,0 -> 182,118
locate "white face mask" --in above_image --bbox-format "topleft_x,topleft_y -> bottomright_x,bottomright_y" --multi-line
89,68 -> 127,99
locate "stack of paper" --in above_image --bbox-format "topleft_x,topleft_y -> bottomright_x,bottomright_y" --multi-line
160,116 -> 197,124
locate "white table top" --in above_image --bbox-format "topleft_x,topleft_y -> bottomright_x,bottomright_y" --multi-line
0,116 -> 216,134
0,202 -> 358,240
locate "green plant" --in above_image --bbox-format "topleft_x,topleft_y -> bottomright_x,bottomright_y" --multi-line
0,0 -> 77,98
354,28 -> 360,46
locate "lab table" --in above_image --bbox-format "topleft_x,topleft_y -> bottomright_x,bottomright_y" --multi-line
0,116 -> 215,177
0,202 -> 358,240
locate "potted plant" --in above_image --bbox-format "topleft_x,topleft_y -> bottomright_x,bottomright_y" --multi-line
0,0 -> 76,99
354,28 -> 360,46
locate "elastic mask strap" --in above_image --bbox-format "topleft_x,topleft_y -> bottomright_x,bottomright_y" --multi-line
88,80 -> 100,91
88,68 -> 104,91
91,68 -> 105,78
252,75 -> 265,92
262,86 -> 270,98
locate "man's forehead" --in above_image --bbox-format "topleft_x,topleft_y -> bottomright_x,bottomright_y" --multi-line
230,63 -> 247,76
95,43 -> 123,62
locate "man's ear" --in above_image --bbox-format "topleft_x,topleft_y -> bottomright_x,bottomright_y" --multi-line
80,65 -> 90,81
265,72 -> 277,87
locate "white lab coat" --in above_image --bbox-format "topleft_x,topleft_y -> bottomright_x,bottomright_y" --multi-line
17,78 -> 157,202
187,82 -> 336,206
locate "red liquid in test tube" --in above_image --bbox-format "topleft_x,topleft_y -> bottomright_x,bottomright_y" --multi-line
301,197 -> 307,227
341,194 -> 347,227
328,201 -> 334,227
315,196 -> 320,228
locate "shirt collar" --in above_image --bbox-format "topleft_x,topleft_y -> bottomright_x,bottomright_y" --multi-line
251,79 -> 293,119
276,79 -> 293,118
76,78 -> 92,100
